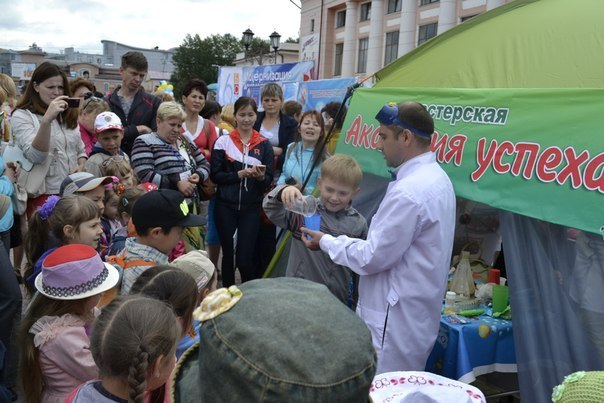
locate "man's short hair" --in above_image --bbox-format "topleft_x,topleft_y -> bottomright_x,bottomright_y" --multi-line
121,51 -> 148,71
398,102 -> 434,146
320,154 -> 363,189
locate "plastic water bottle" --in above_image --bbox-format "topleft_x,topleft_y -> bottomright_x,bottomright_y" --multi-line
444,291 -> 457,313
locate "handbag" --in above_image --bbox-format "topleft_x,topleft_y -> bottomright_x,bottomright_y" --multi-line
13,110 -> 53,198
199,177 -> 216,201
11,182 -> 27,215
179,134 -> 216,201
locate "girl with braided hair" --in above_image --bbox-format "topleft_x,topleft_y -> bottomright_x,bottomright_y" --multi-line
67,295 -> 180,403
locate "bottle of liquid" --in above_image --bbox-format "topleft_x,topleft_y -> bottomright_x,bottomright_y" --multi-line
443,291 -> 457,314
449,251 -> 475,298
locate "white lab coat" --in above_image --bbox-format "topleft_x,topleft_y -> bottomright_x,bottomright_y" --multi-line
320,152 -> 456,374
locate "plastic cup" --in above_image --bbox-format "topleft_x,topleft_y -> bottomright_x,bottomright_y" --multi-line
285,196 -> 317,217
492,285 -> 509,314
303,213 -> 321,240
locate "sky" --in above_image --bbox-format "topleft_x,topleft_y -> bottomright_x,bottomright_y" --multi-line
0,0 -> 302,54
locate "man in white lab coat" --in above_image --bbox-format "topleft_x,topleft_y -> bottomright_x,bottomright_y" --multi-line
302,101 -> 456,374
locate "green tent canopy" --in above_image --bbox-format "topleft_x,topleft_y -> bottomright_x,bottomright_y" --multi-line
337,0 -> 604,235
375,0 -> 604,89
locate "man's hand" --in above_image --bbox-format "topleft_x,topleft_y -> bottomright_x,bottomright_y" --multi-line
300,227 -> 325,251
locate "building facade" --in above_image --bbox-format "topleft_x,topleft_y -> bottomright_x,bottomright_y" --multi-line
300,0 -> 510,79
0,41 -> 175,94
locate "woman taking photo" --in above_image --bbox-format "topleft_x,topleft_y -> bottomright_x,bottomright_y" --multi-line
130,101 -> 210,251
11,62 -> 87,218
211,97 -> 273,286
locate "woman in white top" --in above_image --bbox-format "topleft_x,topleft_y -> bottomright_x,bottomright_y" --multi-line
11,62 -> 87,218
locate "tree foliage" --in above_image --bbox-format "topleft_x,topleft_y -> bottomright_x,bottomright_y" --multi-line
171,33 -> 242,97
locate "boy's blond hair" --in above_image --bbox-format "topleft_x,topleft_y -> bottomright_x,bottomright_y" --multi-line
320,154 -> 363,189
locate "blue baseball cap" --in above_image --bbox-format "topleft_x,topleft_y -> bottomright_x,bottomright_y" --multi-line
375,102 -> 433,138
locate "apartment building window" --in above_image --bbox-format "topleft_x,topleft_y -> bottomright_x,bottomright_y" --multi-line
360,2 -> 371,21
357,38 -> 369,73
461,14 -> 478,22
420,0 -> 439,5
336,10 -> 346,28
418,22 -> 437,45
334,43 -> 344,76
387,0 -> 402,13
384,31 -> 400,65
311,19 -> 315,32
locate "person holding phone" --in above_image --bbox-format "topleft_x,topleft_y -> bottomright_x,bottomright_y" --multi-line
11,62 -> 87,218
211,97 -> 274,286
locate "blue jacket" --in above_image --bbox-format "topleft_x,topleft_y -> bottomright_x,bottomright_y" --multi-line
0,155 -> 14,232
277,142 -> 322,195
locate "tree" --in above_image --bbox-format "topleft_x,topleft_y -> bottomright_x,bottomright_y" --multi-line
171,33 -> 242,97
244,37 -> 272,66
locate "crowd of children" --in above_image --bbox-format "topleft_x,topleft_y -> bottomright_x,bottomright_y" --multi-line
0,52 -> 393,403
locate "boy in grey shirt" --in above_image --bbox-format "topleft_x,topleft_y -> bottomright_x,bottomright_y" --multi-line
263,154 -> 367,303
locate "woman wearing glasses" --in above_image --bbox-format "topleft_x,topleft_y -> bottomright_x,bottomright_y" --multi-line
77,91 -> 108,156
11,62 -> 87,218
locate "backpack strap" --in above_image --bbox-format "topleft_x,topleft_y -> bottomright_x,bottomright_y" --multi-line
107,249 -> 156,270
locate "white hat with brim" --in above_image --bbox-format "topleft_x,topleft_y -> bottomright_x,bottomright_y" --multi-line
35,245 -> 120,300
60,172 -> 114,196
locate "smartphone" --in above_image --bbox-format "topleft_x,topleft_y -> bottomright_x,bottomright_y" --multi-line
257,164 -> 266,174
66,98 -> 81,108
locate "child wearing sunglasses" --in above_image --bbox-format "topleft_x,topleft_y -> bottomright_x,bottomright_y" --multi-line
84,112 -> 131,178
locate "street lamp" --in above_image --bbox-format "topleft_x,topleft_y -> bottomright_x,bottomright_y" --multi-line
242,28 -> 255,52
269,31 -> 281,65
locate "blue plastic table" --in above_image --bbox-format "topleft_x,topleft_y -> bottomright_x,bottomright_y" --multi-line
425,312 -> 517,383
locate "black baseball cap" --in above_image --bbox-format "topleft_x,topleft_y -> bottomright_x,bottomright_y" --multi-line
132,189 -> 205,228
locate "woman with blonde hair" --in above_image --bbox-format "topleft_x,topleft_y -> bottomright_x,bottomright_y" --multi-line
130,101 -> 210,251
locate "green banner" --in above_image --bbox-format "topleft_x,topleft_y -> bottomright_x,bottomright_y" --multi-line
338,87 -> 604,235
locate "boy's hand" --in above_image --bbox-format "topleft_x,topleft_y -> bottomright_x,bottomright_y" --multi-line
281,185 -> 303,209
300,227 -> 324,251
